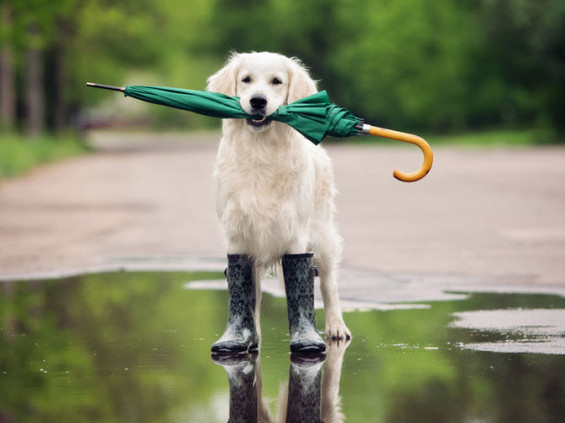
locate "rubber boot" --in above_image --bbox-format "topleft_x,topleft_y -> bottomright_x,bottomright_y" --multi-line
282,253 -> 327,354
211,254 -> 258,354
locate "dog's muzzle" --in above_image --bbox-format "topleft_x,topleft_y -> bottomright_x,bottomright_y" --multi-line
246,116 -> 272,129
249,94 -> 267,112
247,94 -> 272,129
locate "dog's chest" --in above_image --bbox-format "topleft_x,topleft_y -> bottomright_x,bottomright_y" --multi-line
216,146 -> 313,216
232,161 -> 306,201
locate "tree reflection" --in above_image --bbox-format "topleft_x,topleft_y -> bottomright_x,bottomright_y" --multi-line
0,271 -> 225,422
1,274 -> 565,422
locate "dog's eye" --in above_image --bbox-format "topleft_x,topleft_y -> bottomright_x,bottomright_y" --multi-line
272,77 -> 282,85
242,76 -> 251,83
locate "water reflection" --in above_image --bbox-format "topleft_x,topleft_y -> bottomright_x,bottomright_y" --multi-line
212,342 -> 347,422
1,272 -> 565,422
213,353 -> 259,422
285,354 -> 324,423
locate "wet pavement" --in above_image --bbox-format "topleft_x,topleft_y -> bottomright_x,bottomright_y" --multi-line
1,270 -> 564,422
1,134 -> 565,287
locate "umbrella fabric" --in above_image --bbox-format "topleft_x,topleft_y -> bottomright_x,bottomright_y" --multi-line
123,86 -> 361,144
270,90 -> 361,144
124,86 -> 252,119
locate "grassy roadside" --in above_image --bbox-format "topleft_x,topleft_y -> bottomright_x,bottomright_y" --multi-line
0,133 -> 88,179
428,128 -> 558,147
1,127 -> 560,180
348,128 -> 559,147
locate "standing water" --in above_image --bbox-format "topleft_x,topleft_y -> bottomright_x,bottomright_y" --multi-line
1,271 -> 564,422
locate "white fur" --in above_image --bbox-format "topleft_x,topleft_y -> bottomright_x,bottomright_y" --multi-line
207,52 -> 350,340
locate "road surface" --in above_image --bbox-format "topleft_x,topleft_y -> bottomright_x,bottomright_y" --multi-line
1,131 -> 564,295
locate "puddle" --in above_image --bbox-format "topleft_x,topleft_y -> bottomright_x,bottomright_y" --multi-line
1,271 -> 565,422
451,308 -> 565,354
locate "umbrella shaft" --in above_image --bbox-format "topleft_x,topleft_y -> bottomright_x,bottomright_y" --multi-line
356,123 -> 371,135
86,82 -> 125,92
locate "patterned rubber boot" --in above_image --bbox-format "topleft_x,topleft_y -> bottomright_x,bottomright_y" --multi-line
283,253 -> 327,354
212,353 -> 258,423
211,254 -> 258,354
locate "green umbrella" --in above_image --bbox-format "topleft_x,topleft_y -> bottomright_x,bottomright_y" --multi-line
87,83 -> 358,143
86,83 -> 432,182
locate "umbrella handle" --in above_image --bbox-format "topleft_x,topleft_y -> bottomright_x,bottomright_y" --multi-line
365,125 -> 433,182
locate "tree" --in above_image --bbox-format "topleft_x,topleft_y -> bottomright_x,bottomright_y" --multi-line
0,3 -> 16,131
24,24 -> 44,136
477,0 -> 565,131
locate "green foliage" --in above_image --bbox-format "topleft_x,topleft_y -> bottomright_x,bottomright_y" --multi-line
429,128 -> 559,146
349,127 -> 560,147
202,0 -> 565,134
1,0 -> 564,136
475,0 -> 565,131
328,0 -> 481,131
0,133 -> 86,179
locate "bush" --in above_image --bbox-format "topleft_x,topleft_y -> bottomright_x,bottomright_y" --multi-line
0,134 -> 87,179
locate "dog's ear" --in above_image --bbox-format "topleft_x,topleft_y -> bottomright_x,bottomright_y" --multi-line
207,53 -> 239,96
287,57 -> 318,103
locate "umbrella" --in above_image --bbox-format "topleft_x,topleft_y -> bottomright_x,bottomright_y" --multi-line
86,83 -> 432,182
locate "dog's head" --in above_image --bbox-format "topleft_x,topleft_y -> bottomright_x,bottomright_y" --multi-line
207,52 -> 317,132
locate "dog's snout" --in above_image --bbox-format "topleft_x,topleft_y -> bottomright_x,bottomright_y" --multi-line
250,94 -> 267,111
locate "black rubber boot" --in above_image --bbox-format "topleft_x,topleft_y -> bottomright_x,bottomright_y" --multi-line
211,254 -> 258,354
282,253 -> 327,354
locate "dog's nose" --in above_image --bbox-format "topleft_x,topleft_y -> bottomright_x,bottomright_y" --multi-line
250,94 -> 267,111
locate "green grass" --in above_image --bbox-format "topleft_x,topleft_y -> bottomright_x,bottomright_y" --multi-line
428,128 -> 557,147
0,133 -> 88,179
348,127 -> 559,147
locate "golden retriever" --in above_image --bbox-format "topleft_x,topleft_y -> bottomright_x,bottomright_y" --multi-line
207,51 -> 350,341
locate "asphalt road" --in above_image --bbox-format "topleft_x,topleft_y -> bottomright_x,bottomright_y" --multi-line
1,131 -> 565,294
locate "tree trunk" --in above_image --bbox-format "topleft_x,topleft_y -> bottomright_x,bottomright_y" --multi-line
25,26 -> 44,137
0,5 -> 16,130
52,39 -> 66,133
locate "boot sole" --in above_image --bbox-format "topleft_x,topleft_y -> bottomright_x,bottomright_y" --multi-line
290,343 -> 327,355
211,340 -> 258,355
211,350 -> 258,364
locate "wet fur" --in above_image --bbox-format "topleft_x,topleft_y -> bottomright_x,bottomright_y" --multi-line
207,52 -> 350,341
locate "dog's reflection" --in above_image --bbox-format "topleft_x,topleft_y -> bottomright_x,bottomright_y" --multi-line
212,342 -> 348,422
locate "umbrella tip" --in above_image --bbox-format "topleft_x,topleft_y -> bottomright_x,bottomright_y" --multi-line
85,82 -> 125,92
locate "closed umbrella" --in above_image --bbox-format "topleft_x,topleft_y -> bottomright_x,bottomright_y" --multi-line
87,83 -> 432,182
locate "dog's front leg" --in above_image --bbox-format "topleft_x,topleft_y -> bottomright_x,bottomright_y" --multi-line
253,266 -> 263,341
317,263 -> 351,341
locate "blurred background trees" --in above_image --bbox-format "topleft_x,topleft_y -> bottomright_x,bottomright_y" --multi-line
0,0 -> 564,137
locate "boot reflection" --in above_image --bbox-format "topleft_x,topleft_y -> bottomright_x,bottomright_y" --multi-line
285,353 -> 325,423
212,352 -> 258,423
212,340 -> 349,423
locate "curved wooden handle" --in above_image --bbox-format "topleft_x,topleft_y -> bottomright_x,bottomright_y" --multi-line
368,126 -> 433,182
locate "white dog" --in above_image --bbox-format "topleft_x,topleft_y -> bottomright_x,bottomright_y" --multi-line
207,52 -> 350,343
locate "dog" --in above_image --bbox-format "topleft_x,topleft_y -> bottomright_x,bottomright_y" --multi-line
207,51 -> 350,342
